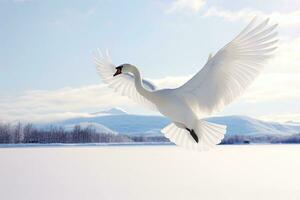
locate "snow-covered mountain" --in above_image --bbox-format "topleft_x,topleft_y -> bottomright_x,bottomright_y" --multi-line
206,115 -> 300,135
58,114 -> 168,135
64,122 -> 117,135
90,107 -> 128,116
45,108 -> 300,136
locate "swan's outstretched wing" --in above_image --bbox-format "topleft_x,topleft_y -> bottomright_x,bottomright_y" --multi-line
95,51 -> 157,111
177,17 -> 278,116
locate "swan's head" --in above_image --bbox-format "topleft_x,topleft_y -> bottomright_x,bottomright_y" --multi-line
113,64 -> 134,77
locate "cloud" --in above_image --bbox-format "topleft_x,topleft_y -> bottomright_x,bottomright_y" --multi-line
242,73 -> 300,103
260,113 -> 300,123
0,76 -> 191,123
203,7 -> 300,29
151,75 -> 190,89
166,0 -> 300,30
265,37 -> 300,74
166,0 -> 205,13
203,7 -> 259,21
0,84 -> 137,123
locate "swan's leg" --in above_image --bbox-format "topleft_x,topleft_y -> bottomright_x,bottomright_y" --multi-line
185,128 -> 199,143
174,122 -> 199,143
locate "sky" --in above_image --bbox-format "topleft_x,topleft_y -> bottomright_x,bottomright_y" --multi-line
0,0 -> 300,123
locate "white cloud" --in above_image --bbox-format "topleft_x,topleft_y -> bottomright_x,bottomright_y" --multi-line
151,75 -> 190,89
203,7 -> 256,21
242,73 -> 300,103
0,76 -> 191,123
0,84 -> 137,123
202,7 -> 300,29
166,0 -> 300,30
166,0 -> 205,13
260,114 -> 300,123
266,37 -> 300,74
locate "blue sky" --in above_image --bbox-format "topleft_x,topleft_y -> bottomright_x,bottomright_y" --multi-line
0,0 -> 300,122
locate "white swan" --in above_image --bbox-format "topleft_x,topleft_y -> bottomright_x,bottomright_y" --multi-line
95,17 -> 278,151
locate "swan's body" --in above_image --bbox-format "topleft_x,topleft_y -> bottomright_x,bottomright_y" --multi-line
95,17 -> 278,151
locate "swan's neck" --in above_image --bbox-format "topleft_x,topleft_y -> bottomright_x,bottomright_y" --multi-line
129,67 -> 152,99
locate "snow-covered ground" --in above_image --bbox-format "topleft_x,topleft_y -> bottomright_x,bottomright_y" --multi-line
1,145 -> 300,200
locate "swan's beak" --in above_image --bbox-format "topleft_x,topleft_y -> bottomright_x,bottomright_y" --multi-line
113,66 -> 123,77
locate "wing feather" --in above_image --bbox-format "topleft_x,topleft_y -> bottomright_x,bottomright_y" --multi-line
177,17 -> 278,116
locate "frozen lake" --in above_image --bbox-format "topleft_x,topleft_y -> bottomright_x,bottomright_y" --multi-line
1,145 -> 300,200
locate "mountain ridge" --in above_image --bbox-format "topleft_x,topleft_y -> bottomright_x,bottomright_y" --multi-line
90,107 -> 128,116
41,109 -> 300,136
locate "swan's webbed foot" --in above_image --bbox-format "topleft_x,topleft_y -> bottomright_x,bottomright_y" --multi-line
185,128 -> 199,143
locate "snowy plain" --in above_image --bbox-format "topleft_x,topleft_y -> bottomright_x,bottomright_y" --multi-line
1,145 -> 300,200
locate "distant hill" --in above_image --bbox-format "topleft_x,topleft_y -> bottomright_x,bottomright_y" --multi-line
90,107 -> 128,116
42,108 -> 300,136
57,114 -> 169,135
207,115 -> 300,135
64,122 -> 117,135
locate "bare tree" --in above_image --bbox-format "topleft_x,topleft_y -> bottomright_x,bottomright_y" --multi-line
13,122 -> 23,143
0,123 -> 11,143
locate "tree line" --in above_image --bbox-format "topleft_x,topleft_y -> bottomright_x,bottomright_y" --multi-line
220,133 -> 300,144
0,122 -> 132,144
0,122 -> 300,144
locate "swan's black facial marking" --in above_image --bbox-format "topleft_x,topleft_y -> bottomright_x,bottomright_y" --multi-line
113,65 -> 123,77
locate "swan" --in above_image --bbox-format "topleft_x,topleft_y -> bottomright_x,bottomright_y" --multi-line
95,17 -> 278,151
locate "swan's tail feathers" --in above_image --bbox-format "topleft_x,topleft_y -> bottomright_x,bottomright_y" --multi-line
195,120 -> 226,147
161,121 -> 226,151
